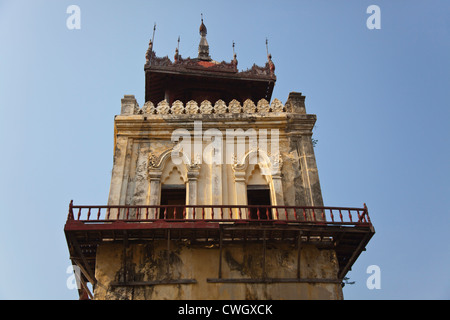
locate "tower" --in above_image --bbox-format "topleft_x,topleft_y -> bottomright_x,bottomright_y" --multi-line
64,19 -> 374,300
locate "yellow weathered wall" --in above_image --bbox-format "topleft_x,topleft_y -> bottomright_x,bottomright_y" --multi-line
94,241 -> 343,300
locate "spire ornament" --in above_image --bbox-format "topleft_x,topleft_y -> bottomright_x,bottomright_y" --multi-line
266,38 -> 275,74
145,23 -> 157,65
198,14 -> 211,61
174,36 -> 180,63
232,41 -> 238,70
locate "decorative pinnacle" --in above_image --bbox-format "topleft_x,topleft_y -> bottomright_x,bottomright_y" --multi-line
198,14 -> 210,60
152,23 -> 156,44
199,13 -> 207,36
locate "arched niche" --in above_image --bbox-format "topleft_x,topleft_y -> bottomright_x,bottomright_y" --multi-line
232,149 -> 284,219
147,147 -> 200,219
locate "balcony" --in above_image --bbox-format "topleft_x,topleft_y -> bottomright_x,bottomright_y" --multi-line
64,202 -> 374,298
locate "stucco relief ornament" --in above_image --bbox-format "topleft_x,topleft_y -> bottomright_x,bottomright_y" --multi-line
185,100 -> 199,114
243,99 -> 256,113
156,100 -> 170,114
145,39 -> 153,65
148,152 -> 158,168
230,152 -> 248,172
134,102 -> 141,115
270,152 -> 283,170
189,153 -> 202,170
172,142 -> 182,154
230,153 -> 238,170
194,153 -> 202,165
257,99 -> 270,113
267,54 -> 275,75
214,99 -> 228,114
229,99 -> 242,113
200,100 -> 213,114
270,98 -> 284,113
231,153 -> 238,164
171,100 -> 185,115
142,101 -> 155,114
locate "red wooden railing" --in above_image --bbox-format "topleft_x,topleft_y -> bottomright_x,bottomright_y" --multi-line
67,201 -> 371,226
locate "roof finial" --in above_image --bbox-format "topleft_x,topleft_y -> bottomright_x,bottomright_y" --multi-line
145,23 -> 157,65
174,36 -> 180,62
198,14 -> 210,60
266,38 -> 275,74
232,40 -> 238,69
199,14 -> 207,36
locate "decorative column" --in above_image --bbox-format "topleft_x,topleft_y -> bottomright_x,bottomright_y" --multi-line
147,152 -> 163,219
232,153 -> 249,219
211,162 -> 222,219
186,163 -> 200,219
148,172 -> 162,205
269,152 -> 285,219
232,171 -> 247,219
272,176 -> 284,204
205,129 -> 223,219
146,171 -> 161,220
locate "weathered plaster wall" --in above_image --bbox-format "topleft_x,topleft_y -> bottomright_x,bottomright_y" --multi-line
94,242 -> 343,300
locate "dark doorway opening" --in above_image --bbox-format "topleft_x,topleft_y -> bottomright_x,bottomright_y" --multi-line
160,186 -> 186,219
247,187 -> 272,220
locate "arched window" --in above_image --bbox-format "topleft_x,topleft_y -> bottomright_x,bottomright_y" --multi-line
160,165 -> 187,219
247,164 -> 272,220
232,149 -> 284,220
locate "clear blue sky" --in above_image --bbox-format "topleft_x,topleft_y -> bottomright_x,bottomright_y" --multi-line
0,0 -> 449,300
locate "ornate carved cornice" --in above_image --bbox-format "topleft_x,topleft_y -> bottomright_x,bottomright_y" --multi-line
144,50 -> 275,80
